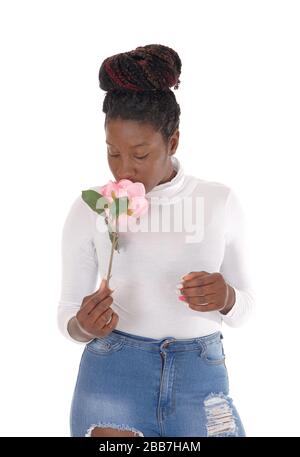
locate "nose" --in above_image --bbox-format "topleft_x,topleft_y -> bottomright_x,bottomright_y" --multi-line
115,160 -> 136,182
117,170 -> 137,182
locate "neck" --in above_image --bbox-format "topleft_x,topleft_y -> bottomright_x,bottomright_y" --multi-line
158,162 -> 177,186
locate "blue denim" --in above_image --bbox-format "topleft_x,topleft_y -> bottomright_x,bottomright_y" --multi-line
70,329 -> 246,437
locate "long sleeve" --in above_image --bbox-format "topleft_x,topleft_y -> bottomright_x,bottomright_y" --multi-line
57,194 -> 99,344
219,188 -> 256,327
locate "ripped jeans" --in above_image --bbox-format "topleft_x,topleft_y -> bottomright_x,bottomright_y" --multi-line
70,329 -> 246,437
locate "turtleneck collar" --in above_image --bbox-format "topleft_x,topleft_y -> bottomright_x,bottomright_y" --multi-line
145,155 -> 186,204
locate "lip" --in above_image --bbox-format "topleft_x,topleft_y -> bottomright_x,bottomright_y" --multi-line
117,178 -> 136,183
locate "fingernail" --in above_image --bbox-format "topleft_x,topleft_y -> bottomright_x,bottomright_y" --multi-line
178,295 -> 186,301
176,283 -> 183,289
180,272 -> 189,280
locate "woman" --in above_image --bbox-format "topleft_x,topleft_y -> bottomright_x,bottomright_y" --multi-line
57,44 -> 255,437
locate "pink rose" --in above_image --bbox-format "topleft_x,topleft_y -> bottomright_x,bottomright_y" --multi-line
91,178 -> 149,286
99,179 -> 149,229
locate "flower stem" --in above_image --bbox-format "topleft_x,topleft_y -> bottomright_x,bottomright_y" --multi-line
106,232 -> 117,288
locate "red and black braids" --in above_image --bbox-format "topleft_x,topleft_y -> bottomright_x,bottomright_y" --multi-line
98,44 -> 182,144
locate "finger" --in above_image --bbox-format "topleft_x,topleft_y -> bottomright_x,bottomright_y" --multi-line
80,297 -> 113,332
180,286 -> 215,297
88,295 -> 114,322
181,271 -> 210,281
80,290 -> 99,308
80,289 -> 112,316
180,275 -> 217,290
90,278 -> 108,296
187,302 -> 221,312
180,294 -> 216,305
97,278 -> 114,297
94,307 -> 114,328
89,278 -> 113,299
82,278 -> 113,303
82,282 -> 113,308
99,277 -> 110,292
103,311 -> 119,331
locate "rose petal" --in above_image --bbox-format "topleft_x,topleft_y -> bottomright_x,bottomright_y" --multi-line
129,196 -> 149,217
126,182 -> 146,198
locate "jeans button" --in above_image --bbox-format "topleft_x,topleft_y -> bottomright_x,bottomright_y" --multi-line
163,339 -> 172,347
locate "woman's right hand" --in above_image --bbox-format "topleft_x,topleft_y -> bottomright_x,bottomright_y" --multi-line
75,278 -> 119,338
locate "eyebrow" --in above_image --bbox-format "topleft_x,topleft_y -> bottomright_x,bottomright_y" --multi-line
106,141 -> 149,148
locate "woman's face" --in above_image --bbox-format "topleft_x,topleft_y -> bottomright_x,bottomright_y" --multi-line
105,117 -> 179,194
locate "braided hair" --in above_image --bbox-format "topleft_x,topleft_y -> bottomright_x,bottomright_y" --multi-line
99,44 -> 182,146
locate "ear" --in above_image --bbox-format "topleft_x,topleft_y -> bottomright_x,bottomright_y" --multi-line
169,129 -> 180,154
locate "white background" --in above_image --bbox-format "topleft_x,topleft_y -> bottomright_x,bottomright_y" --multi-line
0,0 -> 299,437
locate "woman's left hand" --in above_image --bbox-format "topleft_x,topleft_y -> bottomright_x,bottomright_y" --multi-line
178,271 -> 235,314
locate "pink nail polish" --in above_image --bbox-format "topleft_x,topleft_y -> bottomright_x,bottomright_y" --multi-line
178,295 -> 186,301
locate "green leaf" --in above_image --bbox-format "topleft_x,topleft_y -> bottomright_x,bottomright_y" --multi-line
81,190 -> 110,215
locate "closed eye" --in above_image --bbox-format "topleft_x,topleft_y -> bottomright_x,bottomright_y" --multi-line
135,154 -> 149,160
108,154 -> 149,160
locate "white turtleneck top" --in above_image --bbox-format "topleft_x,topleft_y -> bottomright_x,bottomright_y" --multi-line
57,156 -> 255,344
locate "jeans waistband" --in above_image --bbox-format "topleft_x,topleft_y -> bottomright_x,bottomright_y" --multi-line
100,329 -> 223,352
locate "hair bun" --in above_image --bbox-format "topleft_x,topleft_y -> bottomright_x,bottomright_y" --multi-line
99,43 -> 181,93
